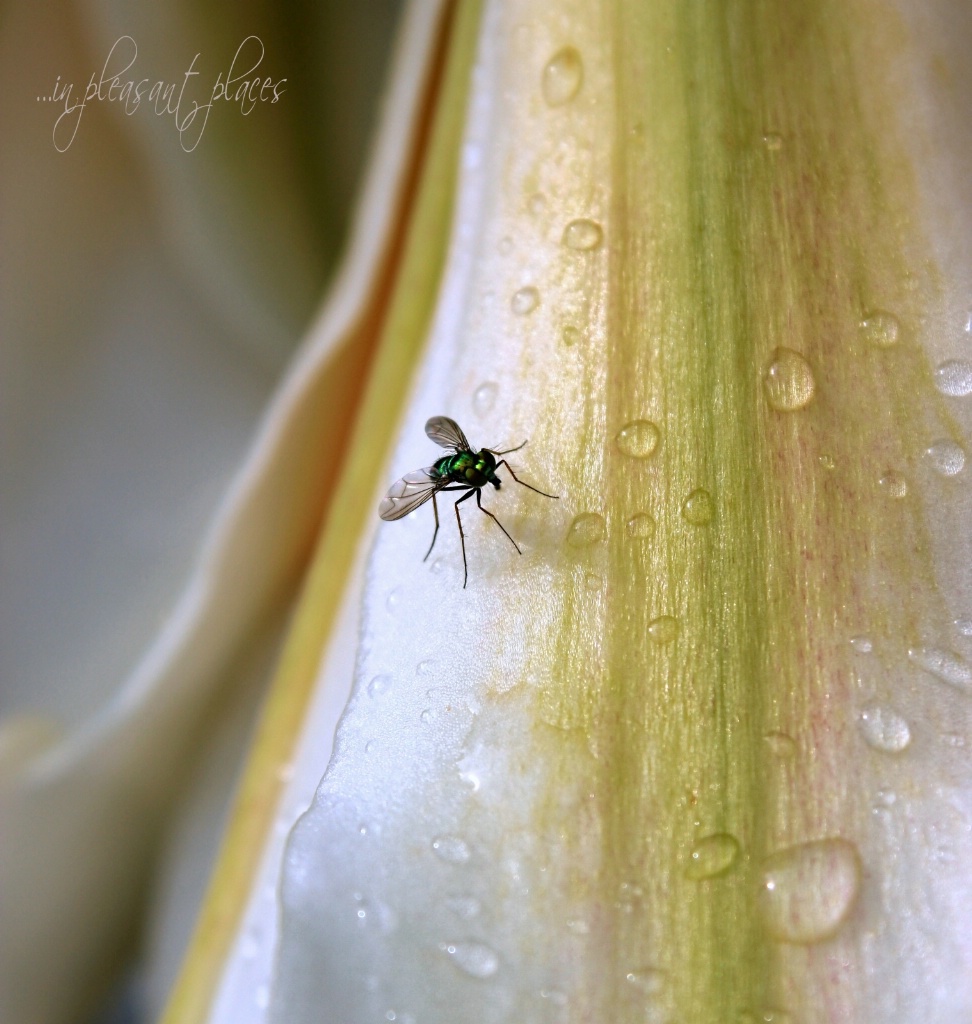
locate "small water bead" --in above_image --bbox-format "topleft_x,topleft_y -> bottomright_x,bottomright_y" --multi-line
440,940 -> 500,979
858,705 -> 912,753
472,382 -> 498,416
819,453 -> 836,470
541,46 -> 583,106
764,731 -> 797,759
878,470 -> 908,498
758,837 -> 861,944
685,832 -> 741,880
432,835 -> 472,864
567,512 -> 605,547
859,310 -> 901,348
849,636 -> 873,654
625,967 -> 666,994
935,359 -> 972,397
955,618 -> 972,637
681,488 -> 715,525
445,895 -> 482,919
386,588 -> 401,612
626,512 -> 655,538
615,420 -> 661,459
908,647 -> 972,692
738,1010 -> 791,1024
762,132 -> 784,151
511,286 -> 540,315
926,439 -> 966,476
562,325 -> 581,346
762,348 -> 816,411
647,616 -> 679,644
368,674 -> 391,698
562,218 -> 604,251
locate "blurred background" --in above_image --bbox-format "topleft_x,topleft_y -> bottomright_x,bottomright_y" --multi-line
0,1 -> 404,1020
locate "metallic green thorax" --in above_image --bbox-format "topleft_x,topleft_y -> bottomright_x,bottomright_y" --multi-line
432,450 -> 501,489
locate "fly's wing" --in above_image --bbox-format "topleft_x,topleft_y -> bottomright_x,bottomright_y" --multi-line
378,467 -> 443,520
425,415 -> 471,451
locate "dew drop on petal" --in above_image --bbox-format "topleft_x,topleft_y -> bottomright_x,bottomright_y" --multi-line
758,838 -> 861,943
541,46 -> 583,106
615,420 -> 661,459
511,286 -> 540,315
819,453 -> 836,470
908,647 -> 972,693
440,940 -> 500,979
849,636 -> 873,654
762,348 -> 816,411
764,731 -> 797,759
562,218 -> 604,251
432,835 -> 472,864
955,618 -> 972,637
566,512 -> 605,547
368,674 -> 391,698
738,1009 -> 792,1024
935,359 -> 972,396
925,439 -> 966,476
878,470 -> 907,498
685,832 -> 741,880
762,132 -> 784,151
647,616 -> 679,644
473,382 -> 498,416
859,310 -> 901,348
625,967 -> 666,994
626,512 -> 655,538
681,488 -> 715,525
858,705 -> 912,753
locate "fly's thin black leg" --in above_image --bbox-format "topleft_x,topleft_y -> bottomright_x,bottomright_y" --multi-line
494,460 -> 559,499
424,492 -> 440,562
476,489 -> 521,555
454,488 -> 476,588
491,440 -> 528,456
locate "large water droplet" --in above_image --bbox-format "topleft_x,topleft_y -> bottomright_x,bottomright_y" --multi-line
762,348 -> 816,411
567,512 -> 605,547
647,616 -> 679,644
562,218 -> 603,251
681,488 -> 715,525
626,512 -> 655,538
858,705 -> 911,753
758,838 -> 861,943
541,47 -> 583,106
432,835 -> 472,864
440,940 -> 500,979
925,439 -> 966,476
935,359 -> 972,396
859,310 -> 901,348
615,420 -> 660,459
473,382 -> 498,416
878,470 -> 907,498
908,647 -> 972,693
511,286 -> 540,315
685,833 -> 740,880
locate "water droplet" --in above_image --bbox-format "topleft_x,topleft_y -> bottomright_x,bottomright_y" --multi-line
566,918 -> 590,934
758,838 -> 861,943
762,348 -> 816,411
647,616 -> 679,644
849,636 -> 873,654
681,488 -> 714,525
562,325 -> 581,346
615,420 -> 661,459
908,647 -> 972,692
386,588 -> 401,611
955,618 -> 972,637
625,967 -> 666,994
566,512 -> 605,547
446,895 -> 481,919
511,286 -> 540,315
685,832 -> 741,880
626,512 -> 655,538
764,731 -> 797,758
858,705 -> 911,753
472,382 -> 498,416
819,453 -> 836,469
936,359 -> 972,396
738,1009 -> 791,1024
562,218 -> 603,251
859,310 -> 901,348
417,659 -> 436,676
762,132 -> 784,151
368,674 -> 391,698
925,439 -> 966,476
878,469 -> 907,498
440,940 -> 500,979
541,46 -> 583,106
432,835 -> 472,864
420,709 -> 435,724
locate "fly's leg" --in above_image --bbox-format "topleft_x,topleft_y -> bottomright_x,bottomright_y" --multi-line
424,492 -> 440,562
476,489 -> 521,555
454,488 -> 476,588
495,459 -> 559,499
491,440 -> 527,456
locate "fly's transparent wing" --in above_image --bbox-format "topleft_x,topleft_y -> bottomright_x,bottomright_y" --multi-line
378,467 -> 444,520
425,415 -> 471,451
